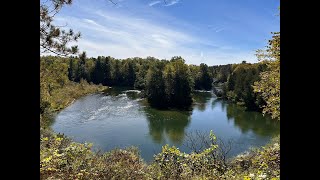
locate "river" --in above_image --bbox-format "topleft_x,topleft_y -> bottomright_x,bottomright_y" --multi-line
51,87 -> 280,162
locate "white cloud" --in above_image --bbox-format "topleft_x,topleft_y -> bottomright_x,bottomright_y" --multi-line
215,28 -> 225,33
54,5 -> 257,65
149,1 -> 161,7
164,0 -> 180,6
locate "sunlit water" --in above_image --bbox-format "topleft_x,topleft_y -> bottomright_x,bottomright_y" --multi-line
52,87 -> 280,162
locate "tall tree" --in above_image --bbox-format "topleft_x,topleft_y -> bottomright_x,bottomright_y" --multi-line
146,63 -> 167,108
103,56 -> 113,86
68,58 -> 75,81
122,60 -> 136,86
199,63 -> 213,90
92,56 -> 105,84
75,52 -> 87,82
173,59 -> 193,108
164,57 -> 194,108
163,63 -> 176,104
134,62 -> 149,89
113,60 -> 122,85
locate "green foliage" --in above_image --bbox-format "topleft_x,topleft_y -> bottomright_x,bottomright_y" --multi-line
55,54 -> 218,109
225,63 -> 266,111
146,57 -> 194,109
145,62 -> 167,108
40,56 -> 106,128
148,132 -> 280,180
41,54 -> 201,110
166,58 -> 194,108
210,64 -> 232,83
134,61 -> 149,89
62,55 -> 213,101
190,63 -> 213,90
228,136 -> 280,180
199,63 -> 213,90
148,131 -> 222,179
91,56 -> 105,84
40,133 -> 147,180
123,60 -> 136,86
253,32 -> 280,120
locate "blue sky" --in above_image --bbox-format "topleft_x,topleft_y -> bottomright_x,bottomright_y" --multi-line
53,0 -> 279,65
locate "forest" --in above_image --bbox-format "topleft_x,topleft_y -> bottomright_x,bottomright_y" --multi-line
41,52 -> 273,112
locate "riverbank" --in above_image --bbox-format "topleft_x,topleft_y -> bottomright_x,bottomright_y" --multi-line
40,80 -> 107,129
41,128 -> 280,179
41,85 -> 280,180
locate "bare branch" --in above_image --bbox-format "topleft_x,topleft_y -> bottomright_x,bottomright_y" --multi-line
41,44 -> 68,56
40,0 -> 80,56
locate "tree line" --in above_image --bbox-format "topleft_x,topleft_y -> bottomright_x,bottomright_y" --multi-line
42,54 -> 270,111
220,61 -> 267,111
59,54 -> 214,109
41,29 -> 279,117
216,32 -> 280,120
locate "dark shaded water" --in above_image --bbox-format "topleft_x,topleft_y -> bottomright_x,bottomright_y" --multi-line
52,87 -> 280,162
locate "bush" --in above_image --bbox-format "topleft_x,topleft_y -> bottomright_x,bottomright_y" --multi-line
40,130 -> 280,180
40,134 -> 147,180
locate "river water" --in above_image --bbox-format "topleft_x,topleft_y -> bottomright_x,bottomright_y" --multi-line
52,87 -> 280,162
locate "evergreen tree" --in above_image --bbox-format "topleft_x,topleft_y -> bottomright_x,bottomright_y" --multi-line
92,56 -> 105,84
199,63 -> 213,90
146,63 -> 167,108
75,52 -> 87,82
104,56 -> 113,86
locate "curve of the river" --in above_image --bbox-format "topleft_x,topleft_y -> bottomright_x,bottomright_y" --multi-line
52,87 -> 280,162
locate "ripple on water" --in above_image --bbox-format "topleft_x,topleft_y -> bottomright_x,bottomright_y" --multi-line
123,90 -> 141,93
84,98 -> 139,123
101,96 -> 111,100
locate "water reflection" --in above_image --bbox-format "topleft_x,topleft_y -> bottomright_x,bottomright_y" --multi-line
192,91 -> 212,111
143,107 -> 192,145
226,103 -> 280,137
52,87 -> 280,161
105,87 -> 194,145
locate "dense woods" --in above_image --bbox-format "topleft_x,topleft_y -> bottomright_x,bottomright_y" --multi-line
146,57 -> 194,108
45,55 -> 208,109
223,62 -> 267,111
43,52 -> 277,112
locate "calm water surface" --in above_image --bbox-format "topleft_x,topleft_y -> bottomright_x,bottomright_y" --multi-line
52,87 -> 280,162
